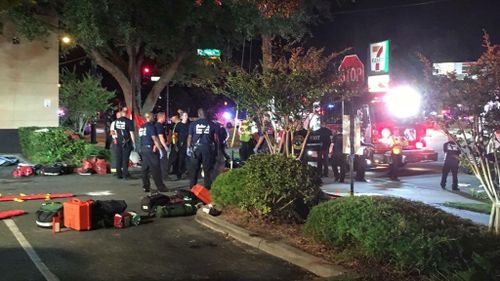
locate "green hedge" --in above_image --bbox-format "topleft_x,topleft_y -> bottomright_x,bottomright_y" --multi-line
211,168 -> 248,207
304,196 -> 500,277
211,154 -> 323,222
19,127 -> 98,165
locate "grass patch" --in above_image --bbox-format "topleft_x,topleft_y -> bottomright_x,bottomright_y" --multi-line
443,201 -> 492,214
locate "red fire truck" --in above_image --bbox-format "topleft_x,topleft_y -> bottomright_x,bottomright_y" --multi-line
322,85 -> 438,167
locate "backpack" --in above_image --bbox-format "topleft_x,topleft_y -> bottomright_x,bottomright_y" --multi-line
92,200 -> 128,228
35,202 -> 63,228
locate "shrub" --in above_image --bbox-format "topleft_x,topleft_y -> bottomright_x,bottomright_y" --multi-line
19,127 -> 93,165
211,168 -> 248,207
304,196 -> 500,275
240,154 -> 322,222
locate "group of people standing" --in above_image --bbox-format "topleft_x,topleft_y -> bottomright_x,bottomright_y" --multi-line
108,107 -> 224,192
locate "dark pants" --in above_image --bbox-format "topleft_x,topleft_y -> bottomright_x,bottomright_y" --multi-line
141,146 -> 167,191
166,144 -> 187,179
115,143 -> 132,178
189,144 -> 215,189
239,141 -> 254,162
159,147 -> 169,180
355,154 -> 366,180
441,161 -> 459,189
105,127 -> 112,149
331,154 -> 346,182
317,149 -> 329,177
389,154 -> 402,180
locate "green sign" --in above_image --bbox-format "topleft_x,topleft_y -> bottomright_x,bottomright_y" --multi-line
197,49 -> 221,57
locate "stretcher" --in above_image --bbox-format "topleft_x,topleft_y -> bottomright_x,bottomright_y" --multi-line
0,193 -> 75,202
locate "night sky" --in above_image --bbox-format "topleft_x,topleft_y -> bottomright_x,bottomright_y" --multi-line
308,0 -> 500,82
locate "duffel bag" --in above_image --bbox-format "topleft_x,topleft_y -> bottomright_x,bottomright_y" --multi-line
92,200 -> 128,228
156,203 -> 197,218
35,202 -> 63,228
140,192 -> 174,214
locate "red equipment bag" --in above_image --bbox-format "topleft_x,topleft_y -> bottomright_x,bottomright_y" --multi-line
94,159 -> 108,175
11,165 -> 34,178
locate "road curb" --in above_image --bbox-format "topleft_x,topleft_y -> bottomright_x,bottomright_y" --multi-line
195,211 -> 347,278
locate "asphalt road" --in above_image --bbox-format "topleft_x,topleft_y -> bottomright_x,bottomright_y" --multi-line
0,166 -> 313,281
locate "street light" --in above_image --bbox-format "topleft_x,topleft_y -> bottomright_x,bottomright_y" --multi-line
61,35 -> 72,45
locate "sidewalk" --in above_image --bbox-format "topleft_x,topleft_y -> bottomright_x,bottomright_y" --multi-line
321,176 -> 490,225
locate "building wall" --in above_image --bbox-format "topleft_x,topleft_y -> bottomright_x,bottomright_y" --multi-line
0,20 -> 59,129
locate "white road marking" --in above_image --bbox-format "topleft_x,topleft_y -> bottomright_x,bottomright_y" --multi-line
85,190 -> 114,196
4,219 -> 60,281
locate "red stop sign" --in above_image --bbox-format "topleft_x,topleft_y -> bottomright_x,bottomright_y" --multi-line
339,55 -> 365,85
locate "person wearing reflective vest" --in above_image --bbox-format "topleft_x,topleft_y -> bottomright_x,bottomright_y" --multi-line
388,135 -> 405,181
238,119 -> 254,162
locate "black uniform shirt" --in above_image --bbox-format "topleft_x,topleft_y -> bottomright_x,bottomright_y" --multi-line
139,122 -> 158,146
189,119 -> 216,145
155,122 -> 167,140
114,117 -> 134,144
175,122 -> 190,145
318,127 -> 333,150
443,141 -> 461,164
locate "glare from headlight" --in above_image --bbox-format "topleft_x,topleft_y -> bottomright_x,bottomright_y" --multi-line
384,86 -> 421,118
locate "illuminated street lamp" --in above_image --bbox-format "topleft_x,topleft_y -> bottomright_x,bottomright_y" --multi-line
61,35 -> 72,44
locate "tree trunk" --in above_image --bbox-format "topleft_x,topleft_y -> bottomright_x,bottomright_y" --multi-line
261,34 -> 273,69
141,52 -> 186,114
90,50 -> 133,111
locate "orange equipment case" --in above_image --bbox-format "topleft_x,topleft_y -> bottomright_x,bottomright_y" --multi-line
191,184 -> 212,204
63,198 -> 93,231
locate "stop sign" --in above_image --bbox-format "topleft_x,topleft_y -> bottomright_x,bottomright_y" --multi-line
339,55 -> 365,85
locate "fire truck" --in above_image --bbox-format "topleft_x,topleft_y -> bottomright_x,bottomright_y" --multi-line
321,85 -> 438,167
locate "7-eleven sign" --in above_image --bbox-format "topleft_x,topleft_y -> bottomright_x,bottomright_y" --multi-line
370,40 -> 389,74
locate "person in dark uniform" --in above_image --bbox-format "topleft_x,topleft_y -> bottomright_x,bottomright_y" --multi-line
215,120 -> 230,161
114,110 -> 135,179
355,140 -> 369,182
440,136 -> 461,190
331,131 -> 346,182
187,108 -> 218,189
139,112 -> 168,192
155,112 -> 170,181
167,111 -> 190,180
104,108 -> 116,149
317,122 -> 333,177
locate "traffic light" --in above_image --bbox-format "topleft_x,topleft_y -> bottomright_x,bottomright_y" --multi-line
142,66 -> 151,76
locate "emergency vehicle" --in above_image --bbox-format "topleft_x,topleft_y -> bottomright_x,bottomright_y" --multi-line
322,85 -> 438,167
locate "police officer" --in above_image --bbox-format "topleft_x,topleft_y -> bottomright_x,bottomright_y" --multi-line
440,136 -> 461,190
187,108 -> 218,189
331,131 -> 346,182
155,112 -> 170,181
139,112 -> 168,192
114,110 -> 135,179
